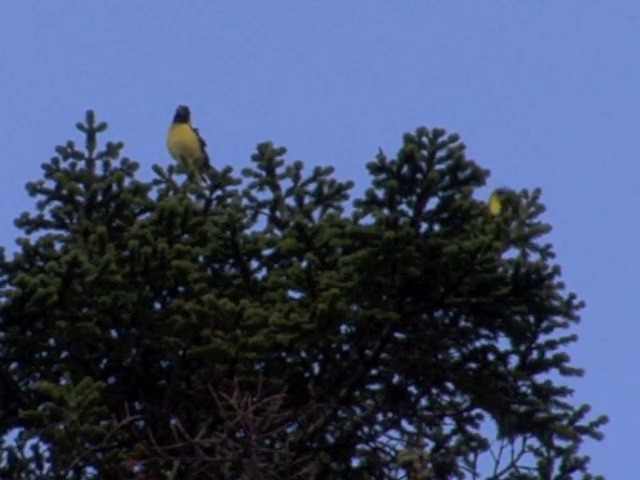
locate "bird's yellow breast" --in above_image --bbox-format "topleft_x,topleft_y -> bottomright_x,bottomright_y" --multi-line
489,194 -> 502,216
167,123 -> 202,161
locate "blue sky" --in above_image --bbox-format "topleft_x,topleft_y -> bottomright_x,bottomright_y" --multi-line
0,2 -> 634,477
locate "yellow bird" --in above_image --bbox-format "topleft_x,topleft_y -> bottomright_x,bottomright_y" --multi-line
167,105 -> 211,183
489,190 -> 502,216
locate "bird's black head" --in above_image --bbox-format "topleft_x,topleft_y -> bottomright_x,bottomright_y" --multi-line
173,105 -> 191,123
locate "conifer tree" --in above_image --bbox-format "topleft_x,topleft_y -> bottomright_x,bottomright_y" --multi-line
0,112 -> 607,479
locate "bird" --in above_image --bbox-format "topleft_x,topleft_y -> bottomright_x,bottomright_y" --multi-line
489,190 -> 503,216
488,188 -> 520,217
167,105 -> 211,183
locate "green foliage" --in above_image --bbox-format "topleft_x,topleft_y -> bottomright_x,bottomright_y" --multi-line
0,112 -> 607,479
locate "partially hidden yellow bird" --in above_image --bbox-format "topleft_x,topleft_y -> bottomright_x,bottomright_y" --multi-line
488,190 -> 503,216
488,188 -> 517,216
167,105 -> 211,183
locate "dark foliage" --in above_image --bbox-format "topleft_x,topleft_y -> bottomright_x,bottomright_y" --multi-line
0,111 -> 607,479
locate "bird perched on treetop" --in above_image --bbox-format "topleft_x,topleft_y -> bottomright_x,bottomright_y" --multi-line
489,190 -> 503,216
488,188 -> 520,217
167,105 -> 211,183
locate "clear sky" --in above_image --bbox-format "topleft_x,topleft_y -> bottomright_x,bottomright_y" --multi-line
0,2 -> 634,477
